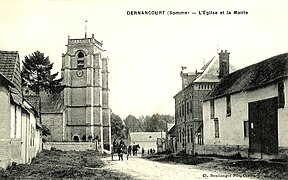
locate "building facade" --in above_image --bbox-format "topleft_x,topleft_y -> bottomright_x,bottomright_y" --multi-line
41,34 -> 111,151
167,124 -> 177,153
0,51 -> 42,169
201,52 -> 288,159
130,132 -> 166,153
174,50 -> 236,154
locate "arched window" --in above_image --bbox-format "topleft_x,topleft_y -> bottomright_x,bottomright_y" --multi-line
77,51 -> 85,68
78,52 -> 84,58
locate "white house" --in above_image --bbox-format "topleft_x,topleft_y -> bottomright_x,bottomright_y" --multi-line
200,52 -> 288,159
130,132 -> 166,153
0,51 -> 42,169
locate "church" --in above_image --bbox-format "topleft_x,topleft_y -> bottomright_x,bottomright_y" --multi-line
31,34 -> 111,151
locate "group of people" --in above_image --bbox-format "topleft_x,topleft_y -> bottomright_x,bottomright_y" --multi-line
128,144 -> 140,156
148,148 -> 156,154
140,147 -> 156,155
112,138 -> 126,160
112,139 -> 157,156
112,138 -> 125,150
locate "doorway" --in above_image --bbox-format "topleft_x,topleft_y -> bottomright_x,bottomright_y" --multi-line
73,135 -> 80,142
248,97 -> 278,155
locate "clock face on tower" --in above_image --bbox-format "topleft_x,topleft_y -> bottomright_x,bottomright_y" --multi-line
76,69 -> 84,77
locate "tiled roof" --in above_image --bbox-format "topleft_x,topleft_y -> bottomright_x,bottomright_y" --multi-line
0,73 -> 14,87
0,51 -> 18,80
168,124 -> 176,135
0,51 -> 22,104
205,52 -> 288,100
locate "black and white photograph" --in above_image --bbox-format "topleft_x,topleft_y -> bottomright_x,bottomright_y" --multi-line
0,0 -> 288,179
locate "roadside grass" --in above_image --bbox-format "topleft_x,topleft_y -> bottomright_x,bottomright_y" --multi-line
144,153 -> 214,165
215,160 -> 288,179
144,152 -> 288,179
0,149 -> 134,180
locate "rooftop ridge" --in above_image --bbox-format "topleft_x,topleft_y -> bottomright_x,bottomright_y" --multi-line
205,52 -> 288,101
0,50 -> 18,54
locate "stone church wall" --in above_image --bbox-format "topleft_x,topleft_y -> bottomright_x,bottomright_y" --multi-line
42,113 -> 63,142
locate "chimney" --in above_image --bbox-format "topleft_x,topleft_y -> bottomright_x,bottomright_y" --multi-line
180,66 -> 198,89
218,50 -> 230,78
180,66 -> 188,89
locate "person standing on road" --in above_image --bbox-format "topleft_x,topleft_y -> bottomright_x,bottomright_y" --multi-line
119,138 -> 125,146
128,145 -> 132,156
113,139 -> 118,153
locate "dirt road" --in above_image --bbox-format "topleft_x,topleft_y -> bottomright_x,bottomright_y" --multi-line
102,156 -> 255,180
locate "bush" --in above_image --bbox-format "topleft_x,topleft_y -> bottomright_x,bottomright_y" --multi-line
50,147 -> 62,152
177,150 -> 187,157
230,152 -> 242,159
156,150 -> 172,155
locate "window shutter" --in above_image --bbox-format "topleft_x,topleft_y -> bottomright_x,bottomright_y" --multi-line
278,82 -> 285,108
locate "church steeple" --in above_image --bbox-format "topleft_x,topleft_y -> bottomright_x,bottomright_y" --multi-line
61,34 -> 111,152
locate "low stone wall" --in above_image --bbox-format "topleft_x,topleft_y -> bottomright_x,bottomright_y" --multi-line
278,147 -> 288,158
196,145 -> 288,159
195,144 -> 249,157
43,142 -> 98,151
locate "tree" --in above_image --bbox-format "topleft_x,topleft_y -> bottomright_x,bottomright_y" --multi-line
111,113 -> 125,138
124,115 -> 144,132
41,124 -> 51,143
144,114 -> 165,132
21,50 -> 62,94
41,124 -> 51,136
21,51 -> 63,136
143,114 -> 174,132
160,114 -> 175,124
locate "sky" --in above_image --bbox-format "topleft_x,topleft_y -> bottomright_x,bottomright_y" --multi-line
1,0 -> 288,119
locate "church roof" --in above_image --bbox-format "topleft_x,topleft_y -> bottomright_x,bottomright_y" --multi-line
205,52 -> 288,101
0,51 -> 22,104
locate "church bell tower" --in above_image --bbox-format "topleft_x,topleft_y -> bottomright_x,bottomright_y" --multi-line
61,34 -> 111,151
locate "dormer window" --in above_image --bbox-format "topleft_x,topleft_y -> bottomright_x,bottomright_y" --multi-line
77,51 -> 85,68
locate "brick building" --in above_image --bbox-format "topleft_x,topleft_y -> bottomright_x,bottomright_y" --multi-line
174,50 -> 236,154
